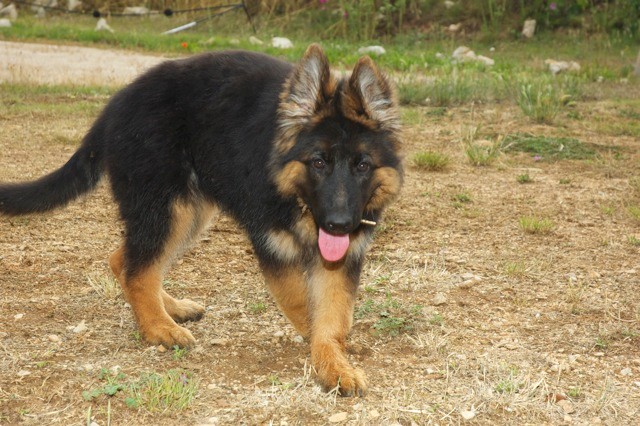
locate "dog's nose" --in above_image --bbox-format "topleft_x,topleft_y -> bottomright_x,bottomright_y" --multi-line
325,215 -> 353,234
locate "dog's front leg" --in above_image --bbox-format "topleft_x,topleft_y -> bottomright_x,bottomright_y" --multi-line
307,261 -> 367,396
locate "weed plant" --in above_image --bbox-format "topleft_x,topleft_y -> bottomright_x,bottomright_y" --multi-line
518,216 -> 555,234
412,151 -> 450,171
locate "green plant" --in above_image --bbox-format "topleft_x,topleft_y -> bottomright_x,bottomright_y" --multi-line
595,336 -> 609,350
627,205 -> 640,222
127,370 -> 198,413
504,261 -> 526,277
517,173 -> 533,184
172,346 -> 189,361
429,313 -> 444,326
453,192 -> 472,203
82,368 -> 127,401
518,216 -> 554,234
568,386 -> 582,398
248,301 -> 267,314
517,81 -> 564,124
412,151 -> 450,171
461,127 -> 503,166
559,178 -> 572,185
628,235 -> 640,246
504,134 -> 597,162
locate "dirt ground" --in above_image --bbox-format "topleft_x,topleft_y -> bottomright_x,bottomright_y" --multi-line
1,43 -> 639,425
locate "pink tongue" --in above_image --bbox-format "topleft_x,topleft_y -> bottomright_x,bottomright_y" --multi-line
318,228 -> 350,262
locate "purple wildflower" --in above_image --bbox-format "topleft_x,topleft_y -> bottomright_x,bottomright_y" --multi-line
533,155 -> 542,161
549,2 -> 557,11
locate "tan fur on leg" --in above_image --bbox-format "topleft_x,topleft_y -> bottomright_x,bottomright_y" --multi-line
161,289 -> 205,323
264,266 -> 310,337
114,199 -> 217,348
308,262 -> 367,396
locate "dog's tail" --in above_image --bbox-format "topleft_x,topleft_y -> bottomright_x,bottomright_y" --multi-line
0,121 -> 105,216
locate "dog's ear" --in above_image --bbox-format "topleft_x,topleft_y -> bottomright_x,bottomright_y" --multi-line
343,56 -> 399,131
280,44 -> 333,122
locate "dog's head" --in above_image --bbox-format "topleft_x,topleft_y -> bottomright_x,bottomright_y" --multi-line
271,44 -> 403,262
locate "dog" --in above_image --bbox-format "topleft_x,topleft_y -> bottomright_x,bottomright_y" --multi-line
0,44 -> 403,396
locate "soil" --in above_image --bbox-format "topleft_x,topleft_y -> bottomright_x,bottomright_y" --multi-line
1,42 -> 639,425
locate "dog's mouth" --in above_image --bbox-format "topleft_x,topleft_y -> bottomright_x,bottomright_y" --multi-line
318,228 -> 350,262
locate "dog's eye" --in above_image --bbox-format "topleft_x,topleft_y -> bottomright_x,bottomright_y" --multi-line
312,159 -> 326,170
356,161 -> 370,173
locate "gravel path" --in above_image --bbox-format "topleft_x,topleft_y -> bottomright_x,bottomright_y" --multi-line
0,40 -> 167,86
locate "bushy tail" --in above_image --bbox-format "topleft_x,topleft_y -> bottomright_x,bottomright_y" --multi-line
0,123 -> 105,216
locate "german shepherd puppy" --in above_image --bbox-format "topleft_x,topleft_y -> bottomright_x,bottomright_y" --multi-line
0,45 -> 402,396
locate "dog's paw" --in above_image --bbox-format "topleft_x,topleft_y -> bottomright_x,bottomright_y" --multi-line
317,364 -> 368,397
141,322 -> 196,348
165,298 -> 205,323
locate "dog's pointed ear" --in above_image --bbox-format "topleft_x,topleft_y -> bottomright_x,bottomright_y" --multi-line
344,56 -> 399,131
281,44 -> 332,121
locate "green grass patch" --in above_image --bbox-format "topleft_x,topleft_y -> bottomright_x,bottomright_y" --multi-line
516,173 -> 533,184
627,205 -> 640,222
412,151 -> 450,171
461,127 -> 503,166
127,370 -> 198,413
518,216 -> 555,234
628,235 -> 640,246
503,134 -> 598,162
356,294 -> 422,337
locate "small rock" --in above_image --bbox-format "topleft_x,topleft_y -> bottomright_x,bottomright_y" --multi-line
0,3 -> 17,20
522,19 -> 536,38
123,6 -> 149,15
292,335 -> 304,344
157,345 -> 167,353
435,52 -> 445,59
620,367 -> 632,376
432,292 -> 447,306
368,409 -> 380,419
68,0 -> 81,11
448,23 -> 462,33
328,412 -> 348,423
229,38 -> 240,46
557,399 -> 575,414
594,352 -> 605,357
357,45 -> 386,56
273,330 -> 285,338
95,17 -> 114,33
72,320 -> 88,333
444,1 -> 455,9
35,7 -> 45,18
271,37 -> 293,49
563,415 -> 572,423
83,363 -> 94,372
207,383 -> 216,390
460,409 -> 476,420
14,313 -> 24,320
110,365 -> 121,375
634,381 -> 640,388
48,334 -> 60,343
0,17 -> 10,27
211,338 -> 229,346
545,59 -> 581,75
17,370 -> 31,377
249,36 -> 263,45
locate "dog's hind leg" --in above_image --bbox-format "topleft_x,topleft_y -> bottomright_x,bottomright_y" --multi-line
113,198 -> 216,348
307,261 -> 367,396
264,266 -> 310,337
